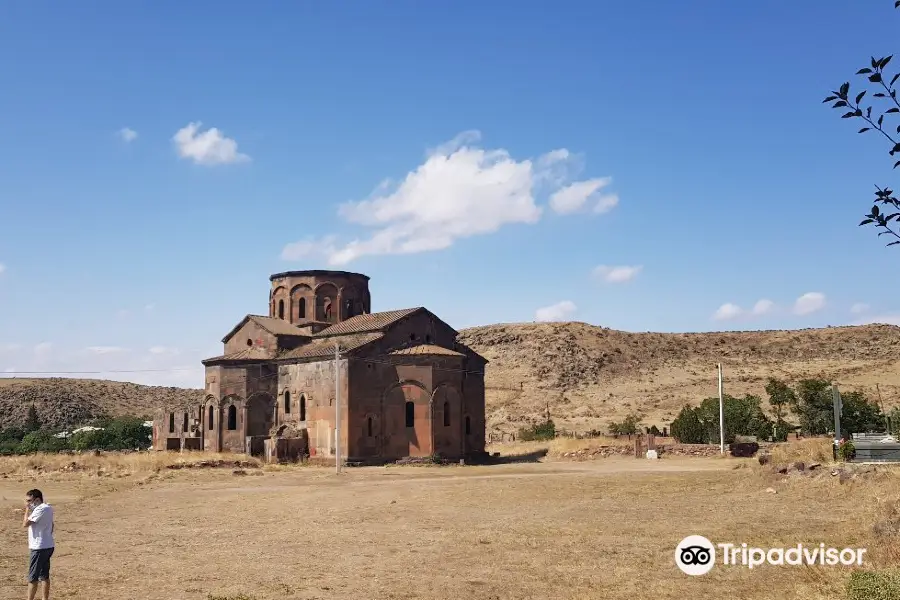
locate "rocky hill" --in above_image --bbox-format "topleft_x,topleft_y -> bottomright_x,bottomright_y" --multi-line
2,322 -> 899,435
0,378 -> 204,431
456,322 -> 900,434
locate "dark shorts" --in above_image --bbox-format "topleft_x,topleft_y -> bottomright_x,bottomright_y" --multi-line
28,548 -> 53,583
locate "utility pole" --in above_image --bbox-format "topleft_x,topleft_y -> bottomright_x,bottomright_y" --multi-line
334,343 -> 342,474
832,384 -> 842,460
717,363 -> 725,454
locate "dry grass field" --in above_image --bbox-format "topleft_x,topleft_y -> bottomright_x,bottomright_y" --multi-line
0,442 -> 897,600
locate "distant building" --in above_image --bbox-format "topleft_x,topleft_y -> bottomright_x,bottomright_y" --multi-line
152,270 -> 487,462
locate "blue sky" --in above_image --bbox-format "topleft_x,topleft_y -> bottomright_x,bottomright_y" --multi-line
1,0 -> 899,385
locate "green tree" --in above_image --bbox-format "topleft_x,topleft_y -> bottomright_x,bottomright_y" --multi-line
839,390 -> 886,437
24,404 -> 41,432
823,2 -> 900,244
765,377 -> 795,423
696,394 -> 773,444
18,430 -> 69,454
609,413 -> 641,436
670,406 -> 705,444
793,379 -> 835,435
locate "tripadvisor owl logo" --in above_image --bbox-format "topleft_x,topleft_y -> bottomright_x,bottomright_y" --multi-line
675,535 -> 716,576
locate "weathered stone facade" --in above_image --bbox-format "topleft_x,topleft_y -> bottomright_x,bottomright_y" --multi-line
153,270 -> 487,462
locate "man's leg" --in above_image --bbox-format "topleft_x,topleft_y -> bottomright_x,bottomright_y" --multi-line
26,550 -> 39,600
38,549 -> 52,600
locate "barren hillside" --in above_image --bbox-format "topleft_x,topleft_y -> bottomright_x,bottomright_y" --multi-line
2,323 -> 899,434
457,322 -> 900,434
0,378 -> 204,431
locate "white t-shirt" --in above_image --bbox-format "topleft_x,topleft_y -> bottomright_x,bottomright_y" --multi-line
27,503 -> 54,550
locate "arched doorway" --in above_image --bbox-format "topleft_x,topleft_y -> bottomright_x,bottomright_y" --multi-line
383,381 -> 430,458
245,393 -> 275,456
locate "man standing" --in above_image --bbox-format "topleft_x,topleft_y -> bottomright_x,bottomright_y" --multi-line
22,489 -> 54,600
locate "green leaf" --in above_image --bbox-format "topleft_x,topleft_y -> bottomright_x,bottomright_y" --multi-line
888,108 -> 900,113
870,73 -> 883,83
860,127 -> 871,133
881,55 -> 894,69
873,57 -> 879,69
842,111 -> 856,118
894,143 -> 900,153
895,0 -> 899,7
873,205 -> 881,217
860,219 -> 874,225
875,92 -> 887,97
892,73 -> 900,87
888,241 -> 900,246
879,114 -> 885,127
894,160 -> 900,169
868,106 -> 873,118
823,95 -> 837,102
858,68 -> 874,74
856,91 -> 866,104
833,100 -> 848,108
840,82 -> 850,97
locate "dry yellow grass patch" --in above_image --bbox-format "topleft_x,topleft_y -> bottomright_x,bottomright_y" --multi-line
768,437 -> 834,465
0,451 -> 261,479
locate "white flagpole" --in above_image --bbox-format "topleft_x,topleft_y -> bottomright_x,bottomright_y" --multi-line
718,363 -> 725,454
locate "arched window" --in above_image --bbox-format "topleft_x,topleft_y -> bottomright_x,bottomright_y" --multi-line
227,404 -> 237,431
182,412 -> 189,432
345,299 -> 354,319
465,416 -> 471,436
405,401 -> 415,428
324,298 -> 333,321
284,391 -> 291,414
168,412 -> 175,433
208,405 -> 214,430
278,300 -> 285,319
298,297 -> 306,320
367,416 -> 374,437
443,401 -> 450,427
300,395 -> 306,421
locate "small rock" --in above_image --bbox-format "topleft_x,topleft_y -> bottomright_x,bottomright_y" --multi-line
808,463 -> 821,471
232,469 -> 247,476
758,454 -> 771,466
793,461 -> 806,472
776,466 -> 788,475
765,487 -> 777,494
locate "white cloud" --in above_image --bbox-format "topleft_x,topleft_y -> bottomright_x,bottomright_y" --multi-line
713,303 -> 744,321
850,302 -> 870,315
118,127 -> 138,143
593,194 -> 619,214
549,177 -> 612,214
751,299 -> 775,316
282,131 -> 615,265
85,346 -> 127,355
173,122 -> 249,166
793,292 -> 826,316
535,300 -> 577,322
592,264 -> 642,283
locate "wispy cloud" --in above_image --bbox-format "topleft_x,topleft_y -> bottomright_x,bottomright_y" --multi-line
793,292 -> 826,316
592,265 -> 642,283
118,127 -> 138,143
850,302 -> 870,315
535,300 -> 577,322
173,122 -> 250,166
281,131 -> 617,265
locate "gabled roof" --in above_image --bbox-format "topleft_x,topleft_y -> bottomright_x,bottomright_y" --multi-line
202,346 -> 277,365
389,344 -> 464,357
221,315 -> 310,343
278,332 -> 384,360
313,307 -> 424,337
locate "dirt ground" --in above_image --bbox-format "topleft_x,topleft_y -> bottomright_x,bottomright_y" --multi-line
0,455 -> 880,600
